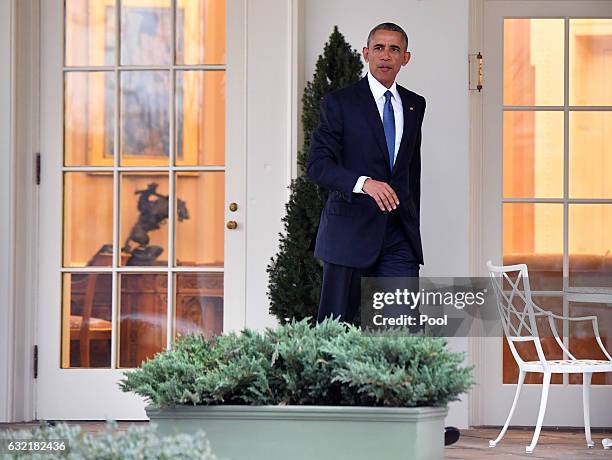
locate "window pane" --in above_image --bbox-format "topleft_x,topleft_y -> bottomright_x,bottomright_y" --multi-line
503,296 -> 563,384
120,173 -> 169,267
62,273 -> 112,368
118,273 -> 167,367
570,19 -> 612,106
175,172 -> 224,267
64,172 -> 114,267
175,273 -> 223,339
569,302 -> 612,385
569,111 -> 612,199
65,0 -> 115,66
176,0 -> 226,65
65,72 -> 115,166
176,71 -> 225,166
503,203 -> 563,291
120,71 -> 170,166
121,0 -> 171,65
503,111 -> 563,198
569,204 -> 612,288
504,19 -> 564,106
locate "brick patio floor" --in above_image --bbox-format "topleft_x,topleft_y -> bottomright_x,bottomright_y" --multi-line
1,422 -> 610,459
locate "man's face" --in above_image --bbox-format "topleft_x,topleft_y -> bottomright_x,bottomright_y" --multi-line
363,30 -> 411,88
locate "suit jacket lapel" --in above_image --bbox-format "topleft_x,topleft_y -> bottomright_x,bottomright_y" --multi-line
393,87 -> 419,174
357,77 -> 391,171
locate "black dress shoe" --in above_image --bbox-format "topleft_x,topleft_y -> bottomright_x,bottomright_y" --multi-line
444,426 -> 460,446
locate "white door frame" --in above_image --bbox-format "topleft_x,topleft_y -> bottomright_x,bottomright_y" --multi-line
467,0 -> 487,428
0,0 -> 41,423
0,0 -> 17,424
472,0 -> 612,427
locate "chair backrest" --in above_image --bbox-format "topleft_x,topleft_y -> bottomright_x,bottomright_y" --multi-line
487,261 -> 548,366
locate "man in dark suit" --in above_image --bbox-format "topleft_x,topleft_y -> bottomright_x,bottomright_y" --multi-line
307,24 -> 461,446
307,22 -> 425,325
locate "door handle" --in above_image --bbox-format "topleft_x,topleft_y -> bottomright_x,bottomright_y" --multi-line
226,220 -> 238,230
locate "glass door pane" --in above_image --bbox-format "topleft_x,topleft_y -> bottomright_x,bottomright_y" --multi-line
569,111 -> 612,199
65,0 -> 116,66
175,172 -> 225,266
120,71 -> 170,166
64,72 -> 115,166
61,273 -> 113,368
503,203 -> 563,291
120,0 -> 172,65
503,19 -> 564,106
118,273 -> 168,368
176,0 -> 226,65
120,173 -> 170,266
63,172 -> 114,267
569,204 -> 612,288
174,273 -> 223,339
503,111 -> 563,199
175,70 -> 225,166
570,19 -> 612,106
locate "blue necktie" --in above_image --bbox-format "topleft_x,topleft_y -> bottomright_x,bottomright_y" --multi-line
383,90 -> 395,169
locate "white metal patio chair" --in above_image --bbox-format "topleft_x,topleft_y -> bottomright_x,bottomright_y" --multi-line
486,261 -> 612,454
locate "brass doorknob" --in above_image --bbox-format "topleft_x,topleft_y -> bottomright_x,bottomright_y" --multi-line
226,220 -> 238,230
229,202 -> 238,212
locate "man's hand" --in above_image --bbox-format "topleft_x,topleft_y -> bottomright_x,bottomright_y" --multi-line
362,179 -> 399,212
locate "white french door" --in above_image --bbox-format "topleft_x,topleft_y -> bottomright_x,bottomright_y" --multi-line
37,0 -> 245,419
481,1 -> 612,426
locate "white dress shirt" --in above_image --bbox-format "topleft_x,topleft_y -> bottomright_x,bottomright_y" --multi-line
353,73 -> 404,193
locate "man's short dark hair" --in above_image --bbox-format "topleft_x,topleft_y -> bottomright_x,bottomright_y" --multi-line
367,23 -> 409,51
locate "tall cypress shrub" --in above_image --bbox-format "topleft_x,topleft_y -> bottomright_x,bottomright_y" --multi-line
267,27 -> 363,323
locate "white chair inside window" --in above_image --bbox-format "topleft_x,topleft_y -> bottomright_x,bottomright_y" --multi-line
486,261 -> 612,454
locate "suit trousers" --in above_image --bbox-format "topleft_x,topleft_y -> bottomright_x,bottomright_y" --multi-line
316,211 -> 419,324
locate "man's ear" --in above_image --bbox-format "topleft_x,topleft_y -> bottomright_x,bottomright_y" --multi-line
402,51 -> 412,66
363,47 -> 369,62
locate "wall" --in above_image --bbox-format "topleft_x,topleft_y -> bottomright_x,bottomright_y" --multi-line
244,0 -> 297,330
303,0 -> 471,428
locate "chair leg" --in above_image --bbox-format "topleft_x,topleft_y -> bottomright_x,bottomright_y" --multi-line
489,370 -> 526,448
583,372 -> 594,448
526,371 -> 551,454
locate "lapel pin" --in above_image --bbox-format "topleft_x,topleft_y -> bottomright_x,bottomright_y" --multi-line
409,106 -> 414,110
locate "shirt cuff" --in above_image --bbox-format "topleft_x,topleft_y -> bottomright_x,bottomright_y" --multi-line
353,176 -> 370,194
353,176 -> 369,193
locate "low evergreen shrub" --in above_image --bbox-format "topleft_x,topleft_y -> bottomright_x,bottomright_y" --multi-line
0,421 -> 216,459
120,319 -> 473,409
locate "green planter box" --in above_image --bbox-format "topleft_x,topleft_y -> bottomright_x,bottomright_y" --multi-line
146,404 -> 447,460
